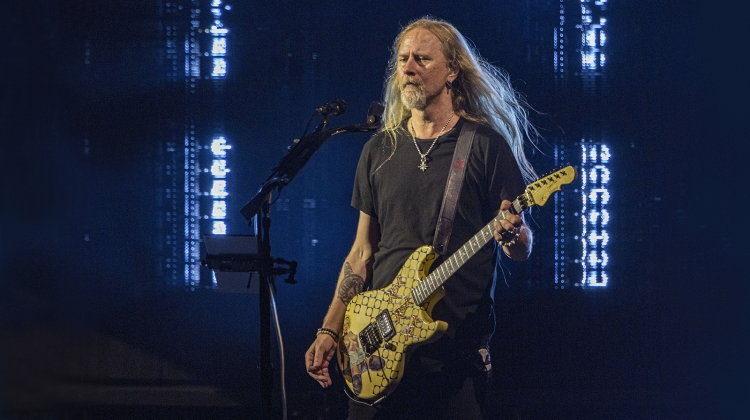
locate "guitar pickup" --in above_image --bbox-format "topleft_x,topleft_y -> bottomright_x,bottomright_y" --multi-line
376,310 -> 396,341
359,310 -> 396,354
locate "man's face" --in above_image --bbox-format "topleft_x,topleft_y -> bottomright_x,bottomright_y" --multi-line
397,28 -> 454,111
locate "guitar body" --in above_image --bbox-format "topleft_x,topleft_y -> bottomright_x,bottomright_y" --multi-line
336,245 -> 448,403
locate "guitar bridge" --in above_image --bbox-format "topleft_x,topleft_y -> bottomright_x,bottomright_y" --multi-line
359,309 -> 396,355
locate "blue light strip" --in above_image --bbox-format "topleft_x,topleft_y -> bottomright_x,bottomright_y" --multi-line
553,143 -> 571,288
210,0 -> 229,78
580,142 -> 610,287
188,2 -> 201,78
554,0 -> 566,77
184,124 -> 201,287
210,136 -> 231,235
163,1 -> 231,288
578,0 -> 607,95
204,0 -> 231,288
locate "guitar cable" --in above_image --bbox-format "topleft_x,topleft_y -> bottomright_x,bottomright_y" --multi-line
268,278 -> 289,420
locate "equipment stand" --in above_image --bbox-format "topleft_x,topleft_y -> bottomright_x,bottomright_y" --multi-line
233,100 -> 383,419
257,197 -> 274,420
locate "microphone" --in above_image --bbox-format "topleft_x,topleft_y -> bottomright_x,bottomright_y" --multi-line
337,101 -> 384,133
315,99 -> 347,116
366,101 -> 385,129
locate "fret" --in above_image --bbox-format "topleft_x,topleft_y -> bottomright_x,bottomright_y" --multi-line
446,257 -> 455,274
431,269 -> 440,285
438,264 -> 448,281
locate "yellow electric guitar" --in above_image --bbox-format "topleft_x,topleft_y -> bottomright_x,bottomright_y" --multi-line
336,166 -> 577,404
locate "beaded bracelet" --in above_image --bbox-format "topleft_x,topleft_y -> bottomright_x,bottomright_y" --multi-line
316,327 -> 340,342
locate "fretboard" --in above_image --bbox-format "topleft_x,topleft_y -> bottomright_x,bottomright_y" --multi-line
411,199 -> 522,306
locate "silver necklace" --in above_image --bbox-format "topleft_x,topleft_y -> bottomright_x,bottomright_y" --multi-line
410,114 -> 454,172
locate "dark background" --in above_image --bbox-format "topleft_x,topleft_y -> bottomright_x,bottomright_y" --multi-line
1,0 -> 747,419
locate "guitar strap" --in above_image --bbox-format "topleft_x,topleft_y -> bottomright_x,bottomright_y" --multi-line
432,121 -> 478,255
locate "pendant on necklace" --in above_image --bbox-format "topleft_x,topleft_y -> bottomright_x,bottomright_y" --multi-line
418,157 -> 428,171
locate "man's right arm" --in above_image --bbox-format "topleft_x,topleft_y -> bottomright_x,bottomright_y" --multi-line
305,211 -> 379,388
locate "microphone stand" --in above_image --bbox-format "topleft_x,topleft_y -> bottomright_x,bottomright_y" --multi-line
239,101 -> 382,420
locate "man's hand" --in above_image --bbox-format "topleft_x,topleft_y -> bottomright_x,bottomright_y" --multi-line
305,334 -> 338,388
493,199 -> 523,242
493,199 -> 532,260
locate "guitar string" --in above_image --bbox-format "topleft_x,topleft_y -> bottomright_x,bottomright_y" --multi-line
416,205 -> 516,302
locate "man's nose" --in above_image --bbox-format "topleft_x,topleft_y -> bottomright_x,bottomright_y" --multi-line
401,56 -> 417,74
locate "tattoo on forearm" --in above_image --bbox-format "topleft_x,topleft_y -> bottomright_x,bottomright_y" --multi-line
338,262 -> 364,305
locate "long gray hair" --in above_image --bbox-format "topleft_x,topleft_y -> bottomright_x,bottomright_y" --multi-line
380,16 -> 538,184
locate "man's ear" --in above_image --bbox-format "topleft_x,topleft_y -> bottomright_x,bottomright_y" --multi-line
448,67 -> 459,82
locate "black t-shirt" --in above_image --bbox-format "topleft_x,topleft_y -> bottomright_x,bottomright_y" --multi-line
351,117 -> 526,349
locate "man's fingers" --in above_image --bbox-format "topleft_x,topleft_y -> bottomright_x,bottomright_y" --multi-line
306,340 -> 327,370
307,351 -> 330,372
308,363 -> 332,387
305,344 -> 317,370
312,351 -> 323,370
306,338 -> 335,387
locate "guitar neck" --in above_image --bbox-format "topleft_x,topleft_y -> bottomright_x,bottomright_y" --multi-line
412,197 -> 524,306
409,165 -> 577,306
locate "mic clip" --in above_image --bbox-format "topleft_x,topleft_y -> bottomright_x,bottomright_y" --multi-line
315,99 -> 347,116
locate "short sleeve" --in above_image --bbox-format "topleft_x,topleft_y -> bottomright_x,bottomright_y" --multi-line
351,137 -> 378,218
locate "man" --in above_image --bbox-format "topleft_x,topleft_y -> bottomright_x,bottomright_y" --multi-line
306,16 -> 537,419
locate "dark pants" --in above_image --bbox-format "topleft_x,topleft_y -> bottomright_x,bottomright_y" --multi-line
346,350 -> 488,420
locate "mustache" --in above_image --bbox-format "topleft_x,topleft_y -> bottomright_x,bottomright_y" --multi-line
401,77 -> 423,89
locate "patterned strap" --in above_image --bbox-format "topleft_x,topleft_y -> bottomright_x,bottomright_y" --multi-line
432,122 -> 478,255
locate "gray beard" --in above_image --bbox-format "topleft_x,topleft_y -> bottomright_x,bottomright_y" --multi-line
401,86 -> 426,110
